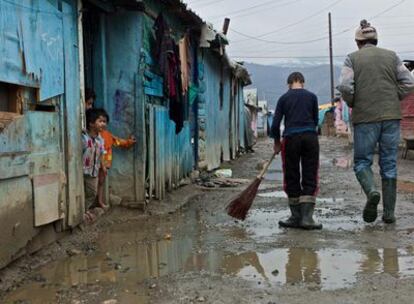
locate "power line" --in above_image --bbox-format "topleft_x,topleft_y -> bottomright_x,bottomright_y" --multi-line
208,0 -> 301,20
209,0 -> 281,19
189,0 -> 227,8
230,28 -> 334,45
186,0 -> 222,4
229,0 -> 409,45
230,50 -> 414,59
370,0 -> 409,20
230,0 -> 345,43
221,0 -> 304,21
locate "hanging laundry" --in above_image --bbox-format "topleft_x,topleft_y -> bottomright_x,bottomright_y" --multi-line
179,34 -> 191,95
153,13 -> 185,134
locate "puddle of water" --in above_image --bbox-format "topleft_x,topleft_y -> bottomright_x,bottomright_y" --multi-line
6,243 -> 414,303
257,192 -> 345,205
4,203 -> 414,303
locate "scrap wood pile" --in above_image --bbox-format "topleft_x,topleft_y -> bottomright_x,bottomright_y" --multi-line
195,169 -> 249,189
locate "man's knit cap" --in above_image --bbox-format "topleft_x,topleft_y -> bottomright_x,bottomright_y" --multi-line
355,19 -> 378,41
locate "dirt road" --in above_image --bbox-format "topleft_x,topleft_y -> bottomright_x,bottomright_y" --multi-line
2,137 -> 414,304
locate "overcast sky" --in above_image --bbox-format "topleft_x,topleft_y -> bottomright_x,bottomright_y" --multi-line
184,0 -> 414,65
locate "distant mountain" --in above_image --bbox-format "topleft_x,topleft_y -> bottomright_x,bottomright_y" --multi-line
244,62 -> 342,109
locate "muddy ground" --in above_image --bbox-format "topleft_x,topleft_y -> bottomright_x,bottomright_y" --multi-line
1,137 -> 414,304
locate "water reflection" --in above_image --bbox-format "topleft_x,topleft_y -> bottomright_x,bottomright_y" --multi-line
360,248 -> 401,277
4,202 -> 414,303
285,248 -> 321,287
5,240 -> 414,303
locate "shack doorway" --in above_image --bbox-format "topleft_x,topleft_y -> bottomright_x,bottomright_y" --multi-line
81,1 -> 106,107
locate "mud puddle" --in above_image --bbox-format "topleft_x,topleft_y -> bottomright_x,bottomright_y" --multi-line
225,247 -> 414,290
4,201 -> 414,303
5,241 -> 414,303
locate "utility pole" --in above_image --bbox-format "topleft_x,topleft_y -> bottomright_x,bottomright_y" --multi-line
328,12 -> 335,104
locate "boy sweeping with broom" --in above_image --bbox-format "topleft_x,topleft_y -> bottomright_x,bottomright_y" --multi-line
270,72 -> 322,230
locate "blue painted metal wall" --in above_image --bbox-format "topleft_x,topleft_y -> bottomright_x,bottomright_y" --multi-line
0,0 -> 64,100
199,52 -> 232,170
237,82 -> 246,149
149,106 -> 193,200
0,0 -> 84,268
91,11 -> 146,204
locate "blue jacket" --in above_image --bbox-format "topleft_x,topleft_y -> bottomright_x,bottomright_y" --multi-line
270,88 -> 319,141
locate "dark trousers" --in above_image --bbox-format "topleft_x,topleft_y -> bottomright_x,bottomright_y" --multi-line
282,132 -> 319,199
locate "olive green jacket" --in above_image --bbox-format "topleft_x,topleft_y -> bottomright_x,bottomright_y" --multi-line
337,44 -> 414,124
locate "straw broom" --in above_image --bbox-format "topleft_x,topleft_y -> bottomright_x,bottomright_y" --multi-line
226,152 -> 277,221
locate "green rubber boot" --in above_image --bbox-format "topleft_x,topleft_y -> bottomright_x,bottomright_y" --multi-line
279,198 -> 301,228
298,196 -> 322,230
300,203 -> 323,230
382,178 -> 397,224
356,168 -> 381,223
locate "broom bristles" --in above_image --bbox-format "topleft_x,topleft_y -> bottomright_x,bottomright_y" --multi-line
226,177 -> 262,221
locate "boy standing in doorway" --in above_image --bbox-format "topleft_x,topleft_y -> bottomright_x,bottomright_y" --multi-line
270,72 -> 322,230
83,89 -> 136,208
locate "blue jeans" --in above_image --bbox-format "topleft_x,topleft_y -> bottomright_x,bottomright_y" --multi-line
353,120 -> 400,179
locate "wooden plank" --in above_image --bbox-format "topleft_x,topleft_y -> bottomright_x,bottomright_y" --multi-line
148,105 -> 155,200
33,173 -> 61,226
63,2 -> 85,227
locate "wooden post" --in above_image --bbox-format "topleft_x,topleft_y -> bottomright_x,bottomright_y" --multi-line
78,0 -> 86,128
222,18 -> 230,35
329,12 -> 335,104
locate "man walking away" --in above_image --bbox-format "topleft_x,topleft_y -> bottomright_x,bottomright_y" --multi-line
337,20 -> 414,224
270,72 -> 322,230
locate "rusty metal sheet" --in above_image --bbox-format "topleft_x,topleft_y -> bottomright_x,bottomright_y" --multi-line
33,173 -> 61,226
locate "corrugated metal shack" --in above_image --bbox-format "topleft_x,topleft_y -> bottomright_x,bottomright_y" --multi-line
0,0 -> 84,269
0,0 -> 251,269
84,0 -> 251,199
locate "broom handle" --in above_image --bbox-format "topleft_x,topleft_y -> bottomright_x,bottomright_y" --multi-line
257,152 -> 277,179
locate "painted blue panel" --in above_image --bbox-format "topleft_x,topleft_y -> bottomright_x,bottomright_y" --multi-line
102,11 -> 143,201
27,111 -> 60,153
0,116 -> 28,153
152,105 -> 193,199
0,0 -> 64,100
238,83 -> 246,149
200,52 -> 232,170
